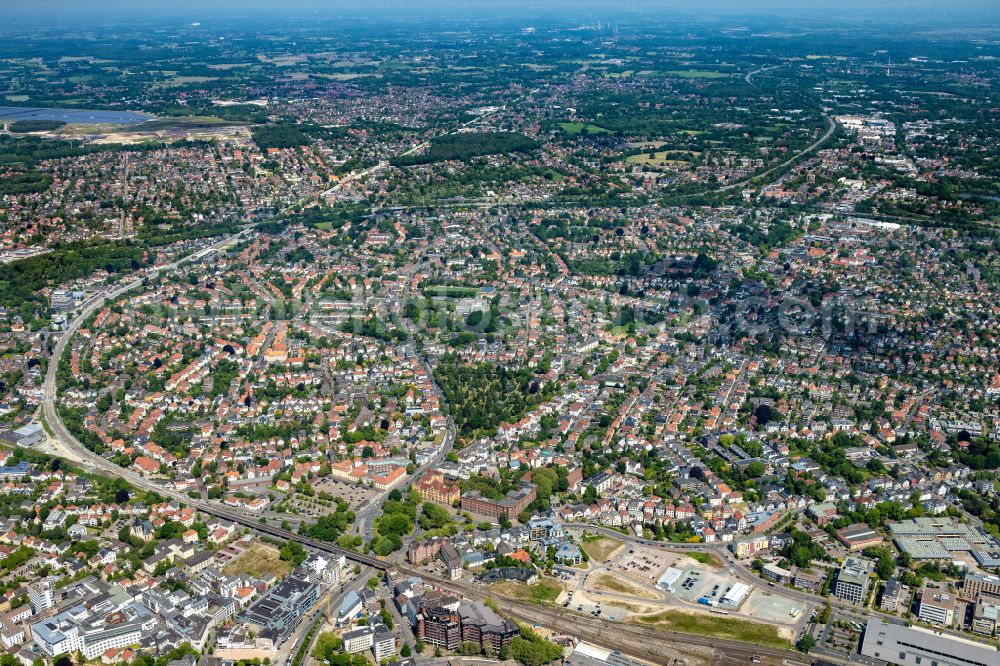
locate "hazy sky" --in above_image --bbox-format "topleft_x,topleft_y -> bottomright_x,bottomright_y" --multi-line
5,0 -> 999,26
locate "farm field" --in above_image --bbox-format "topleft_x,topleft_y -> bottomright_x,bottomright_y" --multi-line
559,122 -> 614,135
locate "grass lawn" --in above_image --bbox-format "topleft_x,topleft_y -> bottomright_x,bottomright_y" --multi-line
666,70 -> 730,79
634,610 -> 791,649
310,221 -> 334,231
685,551 -> 722,568
222,542 -> 292,579
581,535 -> 624,563
559,122 -> 614,135
625,150 -> 700,167
492,578 -> 563,604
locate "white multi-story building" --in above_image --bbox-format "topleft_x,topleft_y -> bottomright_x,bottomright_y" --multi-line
342,626 -> 374,654
32,610 -> 143,659
373,628 -> 395,662
834,556 -> 873,604
27,578 -> 56,613
917,584 -> 955,626
0,624 -> 25,648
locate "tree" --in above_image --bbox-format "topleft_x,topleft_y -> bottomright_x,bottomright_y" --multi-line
419,502 -> 451,530
312,631 -> 343,662
863,547 -> 896,581
508,635 -> 563,666
796,634 -> 816,653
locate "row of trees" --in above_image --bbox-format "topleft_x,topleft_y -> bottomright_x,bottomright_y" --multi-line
392,132 -> 539,166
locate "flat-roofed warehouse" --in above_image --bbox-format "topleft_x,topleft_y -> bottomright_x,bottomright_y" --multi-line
835,523 -> 884,551
860,618 -> 998,666
891,517 -> 1000,568
721,582 -> 751,607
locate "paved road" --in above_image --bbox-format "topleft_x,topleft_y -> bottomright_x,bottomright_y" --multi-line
717,112 -> 836,193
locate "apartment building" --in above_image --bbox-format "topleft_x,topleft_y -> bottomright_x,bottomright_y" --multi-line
834,556 -> 873,604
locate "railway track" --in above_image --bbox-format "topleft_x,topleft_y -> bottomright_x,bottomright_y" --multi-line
438,576 -> 811,666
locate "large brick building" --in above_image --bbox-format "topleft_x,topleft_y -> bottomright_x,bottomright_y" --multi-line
414,471 -> 460,506
417,607 -> 461,650
460,481 -> 537,520
418,602 -> 517,653
407,539 -> 442,565
458,602 -> 519,652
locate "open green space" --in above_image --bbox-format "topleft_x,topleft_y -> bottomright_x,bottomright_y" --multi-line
666,70 -> 730,79
634,610 -> 791,649
559,122 -> 614,135
492,578 -> 563,604
685,551 -> 722,567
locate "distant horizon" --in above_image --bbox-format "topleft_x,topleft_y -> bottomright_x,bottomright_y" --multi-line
4,0 -> 1000,27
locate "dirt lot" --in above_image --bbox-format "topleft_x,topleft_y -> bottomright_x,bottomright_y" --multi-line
222,542 -> 292,579
589,572 -> 662,600
581,536 -> 625,563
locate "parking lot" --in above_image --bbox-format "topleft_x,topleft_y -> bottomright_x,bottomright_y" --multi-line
610,545 -> 675,586
312,477 -> 381,511
561,589 -> 630,622
744,589 -> 806,623
670,568 -> 736,604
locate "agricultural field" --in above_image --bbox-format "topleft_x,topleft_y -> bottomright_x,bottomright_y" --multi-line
625,150 -> 699,167
666,70 -> 730,79
559,122 -> 614,135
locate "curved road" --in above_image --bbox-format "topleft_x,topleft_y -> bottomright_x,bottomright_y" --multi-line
717,112 -> 836,193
